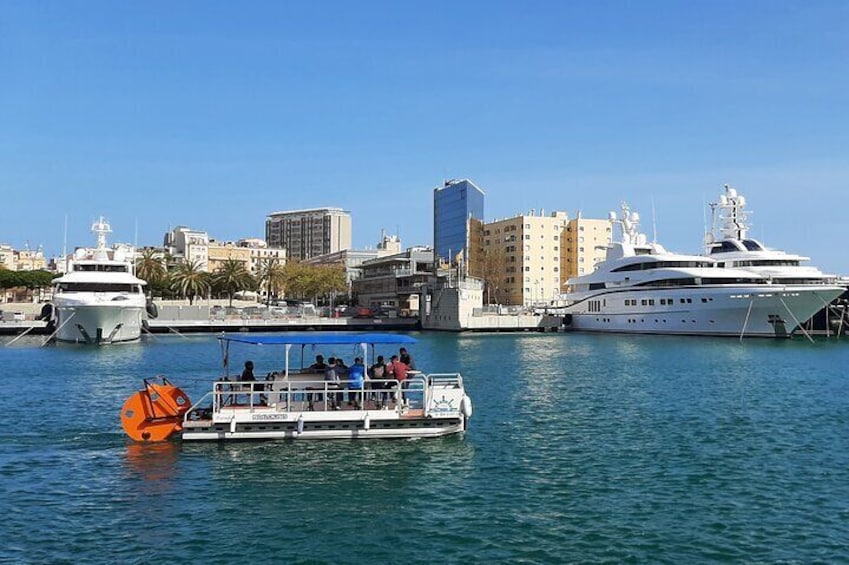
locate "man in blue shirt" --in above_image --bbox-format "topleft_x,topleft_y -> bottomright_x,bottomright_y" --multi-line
347,357 -> 366,409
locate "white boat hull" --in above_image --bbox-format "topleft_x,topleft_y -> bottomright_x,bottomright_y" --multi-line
561,285 -> 843,337
181,411 -> 465,441
54,302 -> 144,344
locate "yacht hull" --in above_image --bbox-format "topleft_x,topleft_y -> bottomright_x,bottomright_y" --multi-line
54,302 -> 144,344
561,285 -> 843,338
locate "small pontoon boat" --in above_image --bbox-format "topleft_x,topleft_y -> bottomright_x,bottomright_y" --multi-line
120,333 -> 472,442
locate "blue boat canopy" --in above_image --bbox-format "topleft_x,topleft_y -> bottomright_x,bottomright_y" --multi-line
218,333 -> 417,346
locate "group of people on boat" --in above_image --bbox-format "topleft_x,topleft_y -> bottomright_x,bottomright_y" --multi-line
235,347 -> 416,410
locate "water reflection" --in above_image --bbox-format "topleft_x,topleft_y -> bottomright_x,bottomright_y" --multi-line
123,441 -> 181,484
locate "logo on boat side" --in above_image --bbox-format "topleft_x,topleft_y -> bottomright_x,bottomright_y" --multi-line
251,414 -> 289,421
429,396 -> 456,414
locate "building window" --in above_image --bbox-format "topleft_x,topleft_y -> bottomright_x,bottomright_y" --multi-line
524,235 -> 530,240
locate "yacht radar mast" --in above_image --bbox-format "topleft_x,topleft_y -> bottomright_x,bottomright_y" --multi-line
716,184 -> 750,241
92,217 -> 113,261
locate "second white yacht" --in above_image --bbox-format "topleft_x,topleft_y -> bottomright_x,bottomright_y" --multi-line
705,185 -> 839,286
49,218 -> 148,344
555,203 -> 844,338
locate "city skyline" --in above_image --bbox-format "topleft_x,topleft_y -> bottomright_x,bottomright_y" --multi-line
2,2 -> 848,272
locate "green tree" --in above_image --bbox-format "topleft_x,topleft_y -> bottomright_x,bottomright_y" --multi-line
135,248 -> 167,286
257,258 -> 286,307
169,260 -> 210,305
214,258 -> 254,307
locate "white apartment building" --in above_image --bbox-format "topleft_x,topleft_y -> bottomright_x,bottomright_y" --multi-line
164,226 -> 209,271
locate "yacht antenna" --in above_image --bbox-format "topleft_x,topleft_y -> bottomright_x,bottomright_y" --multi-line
62,214 -> 68,270
650,196 -> 658,243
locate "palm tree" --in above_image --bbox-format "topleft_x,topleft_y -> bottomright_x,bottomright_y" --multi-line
257,258 -> 287,307
135,248 -> 167,285
215,258 -> 253,307
169,259 -> 211,305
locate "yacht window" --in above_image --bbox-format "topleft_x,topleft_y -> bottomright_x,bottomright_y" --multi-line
634,277 -> 697,287
709,241 -> 741,254
734,259 -> 800,267
700,277 -> 764,285
57,283 -> 139,293
742,239 -> 764,251
73,264 -> 129,273
589,283 -> 605,290
612,260 -> 713,272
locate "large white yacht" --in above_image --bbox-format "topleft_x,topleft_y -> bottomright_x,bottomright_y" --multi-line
555,203 -> 844,337
49,218 -> 147,344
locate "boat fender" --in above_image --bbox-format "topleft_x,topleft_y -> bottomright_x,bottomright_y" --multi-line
297,414 -> 304,435
363,413 -> 370,431
460,395 -> 473,419
146,300 -> 159,319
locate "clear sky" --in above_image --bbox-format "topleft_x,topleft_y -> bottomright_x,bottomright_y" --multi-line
2,1 -> 847,272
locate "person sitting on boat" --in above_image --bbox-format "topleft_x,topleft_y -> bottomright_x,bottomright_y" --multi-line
369,355 -> 387,408
239,361 -> 257,405
347,357 -> 366,409
324,357 -> 342,410
308,355 -> 327,373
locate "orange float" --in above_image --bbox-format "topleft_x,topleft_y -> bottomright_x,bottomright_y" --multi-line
120,377 -> 192,442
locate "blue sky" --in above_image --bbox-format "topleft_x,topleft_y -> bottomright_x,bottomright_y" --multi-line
2,1 -> 848,272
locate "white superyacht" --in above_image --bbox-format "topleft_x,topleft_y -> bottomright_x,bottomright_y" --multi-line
556,203 -> 844,337
49,218 -> 147,344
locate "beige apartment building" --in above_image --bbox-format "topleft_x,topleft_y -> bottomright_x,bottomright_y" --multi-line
478,212 -> 613,305
481,210 -> 570,306
205,239 -> 287,276
561,217 -> 612,284
0,244 -> 47,271
265,208 -> 352,261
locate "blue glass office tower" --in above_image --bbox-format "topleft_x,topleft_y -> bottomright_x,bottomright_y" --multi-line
433,179 -> 485,264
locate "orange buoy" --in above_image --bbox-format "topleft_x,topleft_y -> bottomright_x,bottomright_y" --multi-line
120,378 -> 192,442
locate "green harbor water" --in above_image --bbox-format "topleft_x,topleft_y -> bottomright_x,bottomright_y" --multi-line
1,332 -> 848,563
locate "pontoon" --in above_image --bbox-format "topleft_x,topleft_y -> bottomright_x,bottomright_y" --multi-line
120,333 -> 472,442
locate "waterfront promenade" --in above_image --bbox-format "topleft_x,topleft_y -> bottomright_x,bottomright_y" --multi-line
0,299 -> 421,336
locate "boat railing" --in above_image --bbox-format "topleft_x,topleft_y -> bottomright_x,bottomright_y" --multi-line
184,372 -> 464,420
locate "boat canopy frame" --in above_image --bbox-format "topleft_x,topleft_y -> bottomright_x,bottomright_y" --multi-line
217,333 -> 417,377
